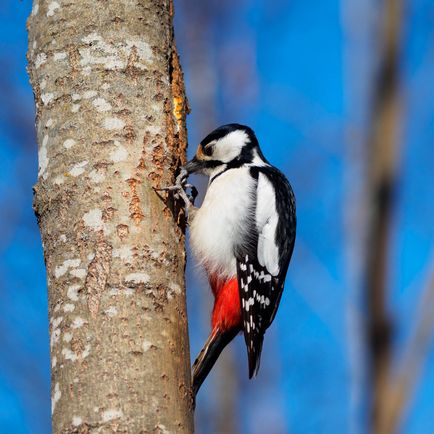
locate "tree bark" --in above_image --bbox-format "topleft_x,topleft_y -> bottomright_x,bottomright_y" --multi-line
27,0 -> 194,432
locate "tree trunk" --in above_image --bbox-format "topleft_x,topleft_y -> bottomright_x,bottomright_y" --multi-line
27,0 -> 194,432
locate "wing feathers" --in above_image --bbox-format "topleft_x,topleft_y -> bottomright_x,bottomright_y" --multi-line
256,173 -> 280,276
236,167 -> 296,378
237,256 -> 266,378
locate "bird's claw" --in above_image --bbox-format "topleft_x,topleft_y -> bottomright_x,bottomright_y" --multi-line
155,184 -> 183,193
154,168 -> 197,207
175,167 -> 189,186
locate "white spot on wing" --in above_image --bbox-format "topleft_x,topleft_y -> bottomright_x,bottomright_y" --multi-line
263,274 -> 272,283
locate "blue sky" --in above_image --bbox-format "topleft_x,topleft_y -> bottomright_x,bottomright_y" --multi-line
1,0 -> 433,433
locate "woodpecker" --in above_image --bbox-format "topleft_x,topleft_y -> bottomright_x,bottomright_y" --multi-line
161,124 -> 296,396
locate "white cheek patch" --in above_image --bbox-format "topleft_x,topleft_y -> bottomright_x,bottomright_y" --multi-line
212,130 -> 250,163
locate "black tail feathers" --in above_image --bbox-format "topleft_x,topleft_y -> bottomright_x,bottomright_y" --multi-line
192,328 -> 238,397
247,334 -> 264,379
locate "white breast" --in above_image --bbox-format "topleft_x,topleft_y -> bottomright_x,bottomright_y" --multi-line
189,167 -> 256,279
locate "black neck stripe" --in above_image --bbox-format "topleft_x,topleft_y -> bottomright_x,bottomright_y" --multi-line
209,157 -> 249,185
209,167 -> 229,184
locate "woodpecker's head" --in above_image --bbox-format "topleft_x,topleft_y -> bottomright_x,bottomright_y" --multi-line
184,124 -> 267,176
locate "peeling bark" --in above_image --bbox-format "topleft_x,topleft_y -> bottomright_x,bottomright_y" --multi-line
27,0 -> 193,432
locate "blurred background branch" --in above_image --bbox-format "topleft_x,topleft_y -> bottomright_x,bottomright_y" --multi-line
379,264 -> 434,434
364,0 -> 403,431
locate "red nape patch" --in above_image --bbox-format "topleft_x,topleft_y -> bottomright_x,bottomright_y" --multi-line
210,277 -> 241,332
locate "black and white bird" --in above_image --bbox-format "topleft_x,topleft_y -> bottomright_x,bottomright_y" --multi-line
163,124 -> 296,396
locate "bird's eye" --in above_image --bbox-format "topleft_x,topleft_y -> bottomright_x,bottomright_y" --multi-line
203,145 -> 213,156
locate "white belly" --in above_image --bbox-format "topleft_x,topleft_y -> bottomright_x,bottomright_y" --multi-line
189,167 -> 255,279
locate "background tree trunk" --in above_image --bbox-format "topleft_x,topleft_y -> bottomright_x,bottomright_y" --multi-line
27,0 -> 194,432
364,0 -> 402,432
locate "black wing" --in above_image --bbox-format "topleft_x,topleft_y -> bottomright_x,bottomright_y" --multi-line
236,166 -> 296,378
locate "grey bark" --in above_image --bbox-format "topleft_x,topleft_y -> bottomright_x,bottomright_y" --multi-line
27,0 -> 194,432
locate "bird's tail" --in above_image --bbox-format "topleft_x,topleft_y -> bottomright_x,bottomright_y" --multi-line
192,327 -> 238,396
247,333 -> 264,379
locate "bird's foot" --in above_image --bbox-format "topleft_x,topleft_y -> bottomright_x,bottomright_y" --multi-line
154,168 -> 198,208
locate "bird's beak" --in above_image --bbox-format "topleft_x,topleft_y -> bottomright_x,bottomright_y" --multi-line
183,156 -> 204,174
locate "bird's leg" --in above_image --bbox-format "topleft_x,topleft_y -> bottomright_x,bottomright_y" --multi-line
154,167 -> 198,219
